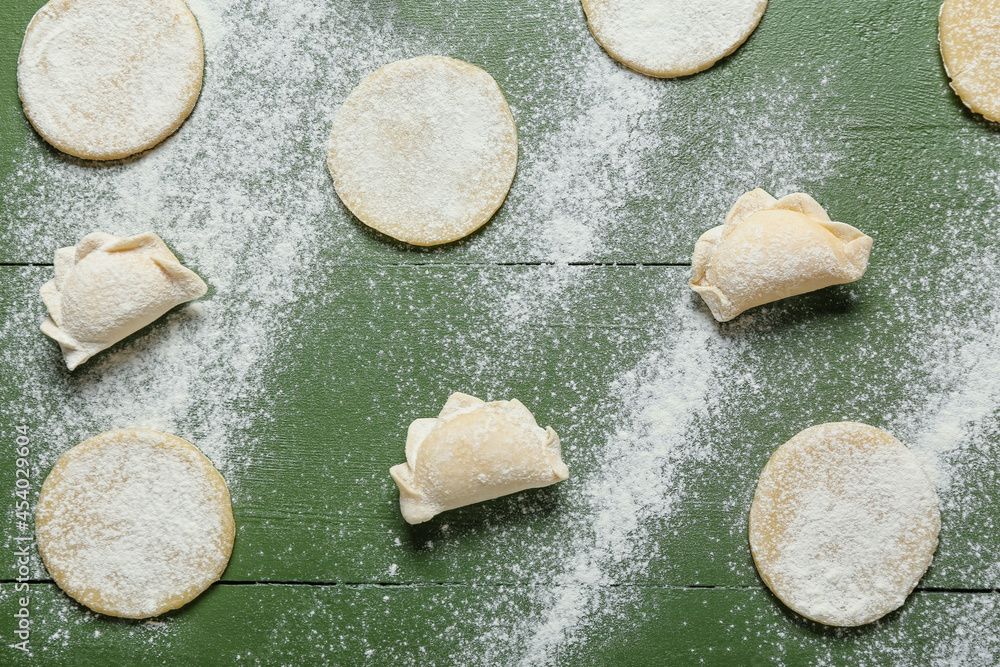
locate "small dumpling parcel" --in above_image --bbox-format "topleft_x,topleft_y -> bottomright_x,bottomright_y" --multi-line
690,189 -> 873,322
390,393 -> 569,524
40,232 -> 207,370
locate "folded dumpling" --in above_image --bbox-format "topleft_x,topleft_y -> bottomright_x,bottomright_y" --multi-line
40,232 -> 208,370
690,189 -> 873,322
389,392 -> 570,524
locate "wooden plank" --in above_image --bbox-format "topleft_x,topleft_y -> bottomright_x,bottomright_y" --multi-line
4,0 -> 1000,661
0,0 -> 981,265
0,0 -> 45,181
5,263 -> 1000,592
0,584 -> 996,665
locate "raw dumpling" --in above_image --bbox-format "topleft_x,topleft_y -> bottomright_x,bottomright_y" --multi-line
40,232 -> 208,370
390,393 -> 569,524
690,189 -> 873,322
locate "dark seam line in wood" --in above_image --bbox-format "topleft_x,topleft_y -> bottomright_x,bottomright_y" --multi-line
214,582 -> 756,589
915,587 -> 1000,594
215,583 -> 1000,594
498,262 -> 692,267
1,580 -> 997,595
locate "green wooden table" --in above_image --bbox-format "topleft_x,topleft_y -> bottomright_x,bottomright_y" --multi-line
3,0 -> 1000,663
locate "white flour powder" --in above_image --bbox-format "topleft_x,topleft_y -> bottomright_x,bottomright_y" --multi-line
4,0 -> 1000,663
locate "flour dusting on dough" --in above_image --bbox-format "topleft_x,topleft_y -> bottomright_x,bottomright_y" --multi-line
582,0 -> 767,77
17,0 -> 204,160
328,56 -> 517,246
36,430 -> 234,619
749,423 -> 940,628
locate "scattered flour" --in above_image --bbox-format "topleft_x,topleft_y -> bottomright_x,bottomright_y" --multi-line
5,0 -> 1000,663
0,0 -> 414,609
442,33 -> 848,664
493,300 -> 730,665
498,52 -> 662,262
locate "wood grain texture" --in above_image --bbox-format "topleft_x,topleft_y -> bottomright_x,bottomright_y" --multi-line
0,584 -> 997,665
4,261 -> 1000,605
4,0 -> 1000,664
0,0 -> 985,265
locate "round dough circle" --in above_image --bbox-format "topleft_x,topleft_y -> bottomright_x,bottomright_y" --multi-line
17,0 -> 204,160
327,56 -> 518,247
940,0 -> 1000,122
35,429 -> 235,618
580,0 -> 768,78
748,422 -> 940,627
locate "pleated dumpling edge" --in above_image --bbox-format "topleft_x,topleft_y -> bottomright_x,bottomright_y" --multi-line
690,189 -> 873,323
40,231 -> 208,370
390,392 -> 568,525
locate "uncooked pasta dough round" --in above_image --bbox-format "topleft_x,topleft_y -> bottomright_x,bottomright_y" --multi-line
940,0 -> 1000,122
17,0 -> 204,160
580,0 -> 768,78
327,56 -> 518,246
748,422 -> 940,627
35,430 -> 235,619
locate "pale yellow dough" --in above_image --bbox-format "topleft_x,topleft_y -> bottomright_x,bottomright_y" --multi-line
36,430 -> 235,619
690,189 -> 873,322
40,232 -> 208,370
581,0 -> 768,78
328,56 -> 518,246
940,0 -> 1000,122
18,0 -> 204,160
749,423 -> 940,627
390,393 -> 569,524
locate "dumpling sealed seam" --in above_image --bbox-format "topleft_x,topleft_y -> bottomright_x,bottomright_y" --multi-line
390,392 -> 569,524
40,232 -> 207,370
690,189 -> 873,322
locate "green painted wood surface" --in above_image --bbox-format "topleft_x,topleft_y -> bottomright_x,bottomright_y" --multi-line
4,0 -> 1000,664
0,584 -> 996,665
0,0 -> 990,265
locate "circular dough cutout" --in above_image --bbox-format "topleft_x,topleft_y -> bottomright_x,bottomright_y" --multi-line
940,0 -> 1000,122
748,422 -> 940,627
18,0 -> 204,160
327,56 -> 518,247
581,0 -> 768,78
35,429 -> 235,618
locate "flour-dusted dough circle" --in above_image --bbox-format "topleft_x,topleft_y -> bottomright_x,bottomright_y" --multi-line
581,0 -> 768,78
35,430 -> 235,618
940,0 -> 1000,122
327,56 -> 518,246
749,423 -> 940,627
17,0 -> 204,160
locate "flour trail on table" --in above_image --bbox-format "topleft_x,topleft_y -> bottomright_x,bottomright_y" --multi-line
897,301 -> 1000,490
448,45 -> 844,664
499,52 -> 662,262
524,301 -> 728,665
0,0 -> 415,633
